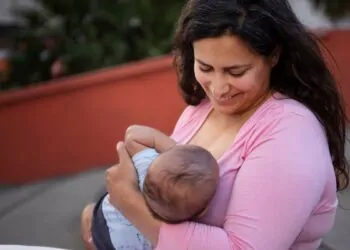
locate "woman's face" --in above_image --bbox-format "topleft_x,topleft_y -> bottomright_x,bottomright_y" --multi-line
193,34 -> 275,116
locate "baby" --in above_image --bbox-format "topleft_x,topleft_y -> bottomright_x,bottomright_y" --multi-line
91,125 -> 219,250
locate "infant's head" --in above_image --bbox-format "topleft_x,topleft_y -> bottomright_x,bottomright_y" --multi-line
143,144 -> 219,223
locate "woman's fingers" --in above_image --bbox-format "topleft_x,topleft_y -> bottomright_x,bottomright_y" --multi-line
116,141 -> 132,165
105,164 -> 118,184
80,203 -> 95,250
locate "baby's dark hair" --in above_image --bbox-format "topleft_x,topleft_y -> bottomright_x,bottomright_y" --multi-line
143,145 -> 219,223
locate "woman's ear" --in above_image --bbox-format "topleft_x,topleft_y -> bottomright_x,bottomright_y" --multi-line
270,46 -> 281,67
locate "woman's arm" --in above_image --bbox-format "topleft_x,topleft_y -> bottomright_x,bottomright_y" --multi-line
106,142 -> 162,246
113,184 -> 162,245
157,114 -> 330,249
106,105 -> 195,246
115,113 -> 331,249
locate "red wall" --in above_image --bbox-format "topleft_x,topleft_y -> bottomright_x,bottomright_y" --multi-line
0,56 -> 185,184
0,30 -> 349,184
321,30 -> 350,117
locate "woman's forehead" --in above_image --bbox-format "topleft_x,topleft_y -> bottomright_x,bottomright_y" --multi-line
193,35 -> 259,66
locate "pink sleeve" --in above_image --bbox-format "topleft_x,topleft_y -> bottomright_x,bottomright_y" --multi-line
155,113 -> 329,250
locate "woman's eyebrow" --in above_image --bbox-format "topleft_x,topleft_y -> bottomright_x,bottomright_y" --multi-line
195,58 -> 251,70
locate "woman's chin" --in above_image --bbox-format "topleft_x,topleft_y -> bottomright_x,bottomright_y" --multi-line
214,104 -> 243,116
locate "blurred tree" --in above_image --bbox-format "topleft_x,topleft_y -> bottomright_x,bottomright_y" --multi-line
6,0 -> 348,91
2,0 -> 184,90
310,0 -> 350,20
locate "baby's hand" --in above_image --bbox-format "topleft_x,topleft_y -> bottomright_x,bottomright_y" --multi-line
125,125 -> 175,153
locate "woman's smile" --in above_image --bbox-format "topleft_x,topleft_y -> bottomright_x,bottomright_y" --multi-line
212,92 -> 241,106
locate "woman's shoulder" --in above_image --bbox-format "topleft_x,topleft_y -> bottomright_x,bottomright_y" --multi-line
255,93 -> 322,128
239,93 -> 332,183
244,93 -> 326,146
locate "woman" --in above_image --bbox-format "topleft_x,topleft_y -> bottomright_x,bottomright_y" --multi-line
82,0 -> 349,249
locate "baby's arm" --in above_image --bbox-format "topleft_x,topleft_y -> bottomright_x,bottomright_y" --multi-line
125,125 -> 176,157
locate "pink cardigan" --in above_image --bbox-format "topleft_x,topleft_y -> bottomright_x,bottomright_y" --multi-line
155,94 -> 337,249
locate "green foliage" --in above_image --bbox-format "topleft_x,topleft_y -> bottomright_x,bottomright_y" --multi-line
5,0 -> 349,91
310,0 -> 350,20
1,0 -> 184,90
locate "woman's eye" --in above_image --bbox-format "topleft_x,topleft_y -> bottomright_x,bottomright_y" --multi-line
199,67 -> 211,72
228,71 -> 246,77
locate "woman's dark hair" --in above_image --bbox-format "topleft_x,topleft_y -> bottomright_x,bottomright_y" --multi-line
172,0 -> 349,191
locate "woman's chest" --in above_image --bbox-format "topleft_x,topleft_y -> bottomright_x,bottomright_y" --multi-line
187,118 -> 241,160
172,109 -> 249,226
196,147 -> 245,227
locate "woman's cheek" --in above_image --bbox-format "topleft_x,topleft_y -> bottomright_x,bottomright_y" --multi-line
232,75 -> 258,92
194,68 -> 209,86
194,67 -> 208,84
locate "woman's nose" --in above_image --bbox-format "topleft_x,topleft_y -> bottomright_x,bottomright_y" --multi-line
211,74 -> 230,97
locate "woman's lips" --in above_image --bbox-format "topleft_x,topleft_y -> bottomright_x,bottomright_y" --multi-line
214,93 -> 241,105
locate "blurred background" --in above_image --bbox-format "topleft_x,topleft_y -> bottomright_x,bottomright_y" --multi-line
0,0 -> 184,89
0,0 -> 349,90
0,0 -> 349,250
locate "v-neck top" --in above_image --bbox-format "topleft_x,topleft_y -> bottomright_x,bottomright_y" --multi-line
155,93 -> 338,250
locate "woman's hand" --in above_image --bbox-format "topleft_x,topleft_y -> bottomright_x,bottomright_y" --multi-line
80,203 -> 95,250
106,141 -> 162,246
105,141 -> 139,209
